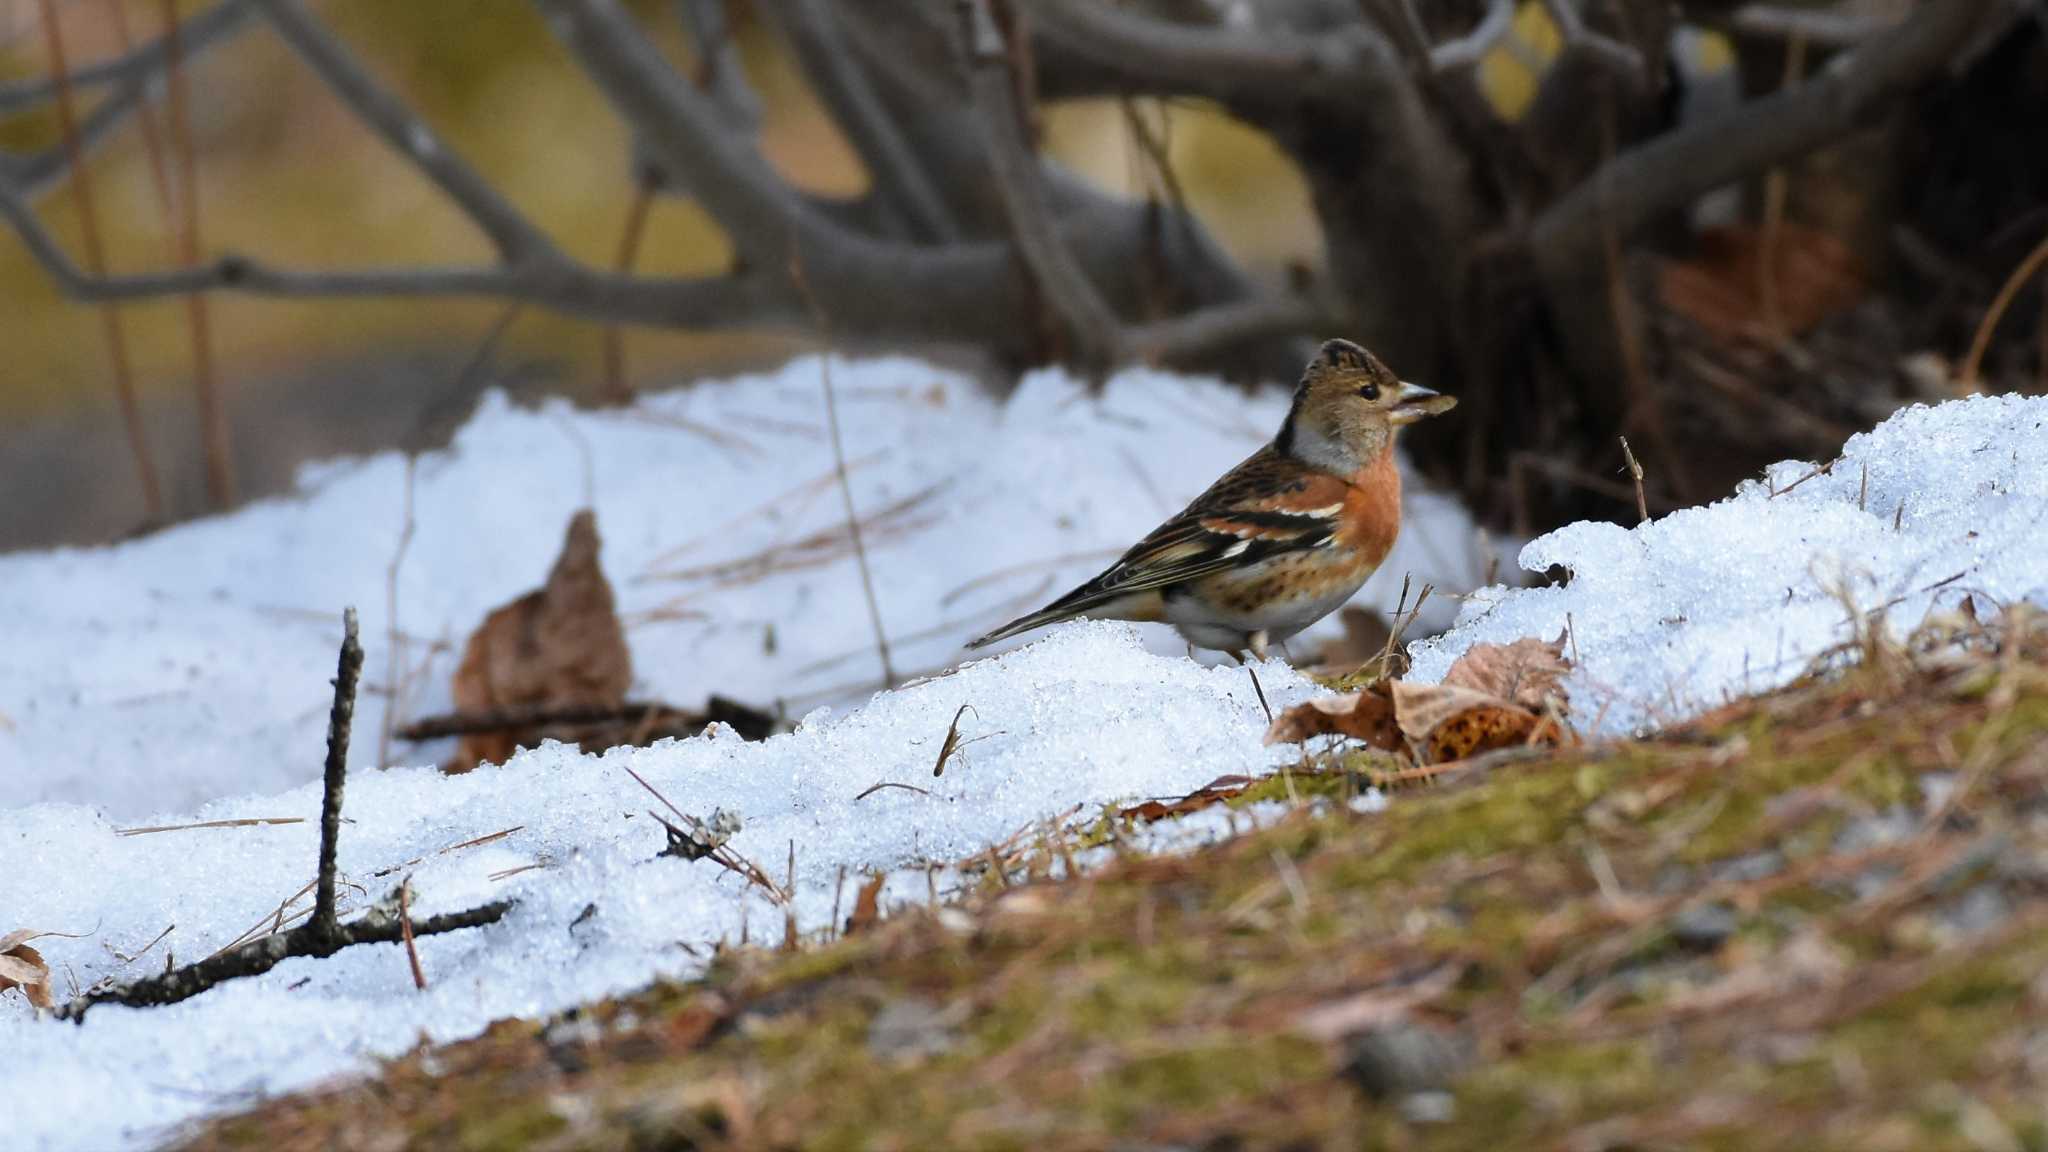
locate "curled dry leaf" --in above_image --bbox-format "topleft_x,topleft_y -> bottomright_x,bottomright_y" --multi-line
1264,682 -> 1399,749
450,509 -> 633,771
0,928 -> 55,1009
1441,633 -> 1572,713
1389,682 -> 1568,764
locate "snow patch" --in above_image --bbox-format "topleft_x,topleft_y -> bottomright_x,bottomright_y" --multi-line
1409,394 -> 2048,732
0,358 -> 1495,817
1,622 -> 1318,1151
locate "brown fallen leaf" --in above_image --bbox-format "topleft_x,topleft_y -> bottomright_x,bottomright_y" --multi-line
1118,775 -> 1258,822
1263,682 -> 1400,749
449,509 -> 633,771
1658,224 -> 1864,344
845,872 -> 887,936
1441,633 -> 1572,713
1390,681 -> 1569,765
0,928 -> 55,1009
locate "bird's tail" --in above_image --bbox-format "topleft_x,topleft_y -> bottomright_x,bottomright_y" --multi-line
965,584 -> 1157,650
965,603 -> 1085,650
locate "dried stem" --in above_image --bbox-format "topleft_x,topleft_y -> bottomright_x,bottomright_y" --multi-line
399,876 -> 426,990
34,0 -> 162,523
1758,30 -> 1808,339
601,178 -> 655,405
1618,435 -> 1648,524
378,457 -> 417,770
788,248 -> 897,688
1959,230 -> 2048,389
163,0 -> 234,507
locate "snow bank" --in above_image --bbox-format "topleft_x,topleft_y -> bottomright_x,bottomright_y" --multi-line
0,624 -> 1322,1151
0,357 -> 1493,817
1410,393 -> 2048,732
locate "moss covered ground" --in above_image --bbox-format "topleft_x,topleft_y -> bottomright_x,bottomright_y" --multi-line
184,618 -> 2048,1151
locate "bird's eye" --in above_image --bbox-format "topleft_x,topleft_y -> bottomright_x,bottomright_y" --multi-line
1358,383 -> 1380,401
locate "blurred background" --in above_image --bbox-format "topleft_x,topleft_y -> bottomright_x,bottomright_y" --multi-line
1,0 -> 2043,550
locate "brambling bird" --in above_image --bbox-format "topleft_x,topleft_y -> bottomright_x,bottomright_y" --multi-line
968,339 -> 1456,661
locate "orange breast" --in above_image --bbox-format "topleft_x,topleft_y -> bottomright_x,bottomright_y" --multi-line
1336,448 -> 1403,567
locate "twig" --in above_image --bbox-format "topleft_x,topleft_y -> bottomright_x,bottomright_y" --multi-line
933,704 -> 977,777
1959,230 -> 2048,389
399,876 -> 426,990
1618,435 -> 1647,523
378,456 -> 417,770
1758,30 -> 1808,340
1425,0 -> 1514,70
788,248 -> 897,687
1246,665 -> 1273,724
623,765 -> 788,903
312,608 -> 364,943
60,610 -> 511,1021
61,900 -> 508,1018
960,0 -> 1121,367
163,0 -> 233,507
397,697 -> 769,741
115,817 -> 304,837
600,177 -> 655,404
101,0 -> 175,220
762,0 -> 955,242
856,780 -> 935,802
34,0 -> 161,524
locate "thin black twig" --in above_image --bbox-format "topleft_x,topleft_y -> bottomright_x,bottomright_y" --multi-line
60,611 -> 511,1021
312,607 -> 364,942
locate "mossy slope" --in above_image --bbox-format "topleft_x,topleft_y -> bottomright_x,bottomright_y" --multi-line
187,630 -> 2048,1151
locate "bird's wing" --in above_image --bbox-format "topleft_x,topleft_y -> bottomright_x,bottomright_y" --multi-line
1081,447 -> 1352,597
967,448 -> 1354,648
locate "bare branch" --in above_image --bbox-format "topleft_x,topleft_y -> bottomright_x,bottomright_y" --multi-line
761,0 -> 958,243
253,0 -> 558,264
2,76 -> 159,198
1125,294 -> 1326,366
1537,0 -> 1647,86
1733,4 -> 1901,48
0,183 -> 791,324
959,0 -> 1122,365
0,0 -> 256,112
536,0 -> 808,261
1427,0 -> 1514,72
1028,0 -> 1405,111
1531,0 -> 1996,411
1533,0 -> 1994,285
674,0 -> 761,127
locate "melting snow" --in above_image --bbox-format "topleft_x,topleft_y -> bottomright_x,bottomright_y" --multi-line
1409,393 -> 2048,732
0,357 -> 1492,817
5,357 -> 2042,1152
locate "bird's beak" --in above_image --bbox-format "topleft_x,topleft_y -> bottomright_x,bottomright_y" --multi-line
1388,381 -> 1457,425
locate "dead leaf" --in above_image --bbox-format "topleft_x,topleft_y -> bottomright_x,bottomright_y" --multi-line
0,929 -> 54,1009
1118,775 -> 1257,822
845,873 -> 886,936
449,509 -> 632,771
1441,634 -> 1572,713
1389,681 -> 1569,765
1264,682 -> 1400,749
1658,225 -> 1864,344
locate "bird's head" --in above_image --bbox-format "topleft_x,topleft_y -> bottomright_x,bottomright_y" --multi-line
1278,339 -> 1456,474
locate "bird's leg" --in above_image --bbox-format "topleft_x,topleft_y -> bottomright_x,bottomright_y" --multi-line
1248,630 -> 1271,663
